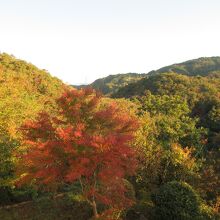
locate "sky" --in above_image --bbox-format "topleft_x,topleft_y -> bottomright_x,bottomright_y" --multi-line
0,0 -> 220,85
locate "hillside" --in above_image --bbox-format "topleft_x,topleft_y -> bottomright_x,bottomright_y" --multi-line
74,57 -> 220,96
113,57 -> 220,98
73,73 -> 146,95
148,56 -> 220,77
0,53 -> 65,190
0,53 -> 65,138
112,72 -> 220,99
111,58 -> 220,153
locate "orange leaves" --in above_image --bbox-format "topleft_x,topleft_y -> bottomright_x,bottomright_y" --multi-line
57,87 -> 101,123
65,157 -> 92,182
94,101 -> 139,135
56,126 -> 74,140
21,112 -> 55,141
17,88 -> 139,210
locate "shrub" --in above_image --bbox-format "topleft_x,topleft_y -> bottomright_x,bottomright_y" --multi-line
152,181 -> 201,220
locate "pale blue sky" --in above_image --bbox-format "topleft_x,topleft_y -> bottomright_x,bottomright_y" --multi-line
0,0 -> 220,84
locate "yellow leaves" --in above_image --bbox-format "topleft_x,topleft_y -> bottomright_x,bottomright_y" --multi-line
170,144 -> 196,170
7,121 -> 18,139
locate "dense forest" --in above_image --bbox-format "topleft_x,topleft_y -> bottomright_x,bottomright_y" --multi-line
81,57 -> 220,96
73,73 -> 146,95
0,53 -> 219,219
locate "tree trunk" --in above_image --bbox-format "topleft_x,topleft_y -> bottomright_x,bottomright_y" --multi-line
92,200 -> 99,219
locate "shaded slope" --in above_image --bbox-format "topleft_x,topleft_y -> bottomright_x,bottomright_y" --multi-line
113,57 -> 220,98
73,73 -> 146,95
148,56 -> 220,77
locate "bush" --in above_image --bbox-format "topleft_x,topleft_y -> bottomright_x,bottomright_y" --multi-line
0,187 -> 13,205
0,186 -> 39,205
152,181 -> 202,220
126,201 -> 154,220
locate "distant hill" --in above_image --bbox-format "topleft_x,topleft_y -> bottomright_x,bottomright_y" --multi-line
148,57 -> 220,77
74,57 -> 220,95
112,72 -> 220,99
112,57 -> 220,98
72,73 -> 146,95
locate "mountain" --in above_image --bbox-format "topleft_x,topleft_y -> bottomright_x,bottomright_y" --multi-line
112,72 -> 220,99
74,57 -> 220,96
148,56 -> 220,77
112,57 -> 220,98
73,73 -> 146,95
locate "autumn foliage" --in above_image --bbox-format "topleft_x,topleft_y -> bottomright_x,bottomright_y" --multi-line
17,88 -> 139,217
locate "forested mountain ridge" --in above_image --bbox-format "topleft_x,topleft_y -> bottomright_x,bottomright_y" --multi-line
113,57 -> 220,98
112,72 -> 220,98
75,57 -> 220,96
73,73 -> 146,95
0,53 -> 64,98
148,56 -> 220,77
0,53 -> 65,136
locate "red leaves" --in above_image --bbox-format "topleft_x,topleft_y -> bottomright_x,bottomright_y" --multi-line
21,112 -> 55,141
57,87 -> 101,123
17,88 -> 139,210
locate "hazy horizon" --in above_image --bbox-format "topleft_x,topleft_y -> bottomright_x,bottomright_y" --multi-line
1,0 -> 220,84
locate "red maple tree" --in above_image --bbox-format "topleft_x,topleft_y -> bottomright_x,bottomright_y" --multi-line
17,88 -> 139,218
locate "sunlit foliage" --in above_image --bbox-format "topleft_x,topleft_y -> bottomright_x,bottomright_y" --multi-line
17,88 -> 139,218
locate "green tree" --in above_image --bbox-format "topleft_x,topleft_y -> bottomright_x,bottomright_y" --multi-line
152,181 -> 216,220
